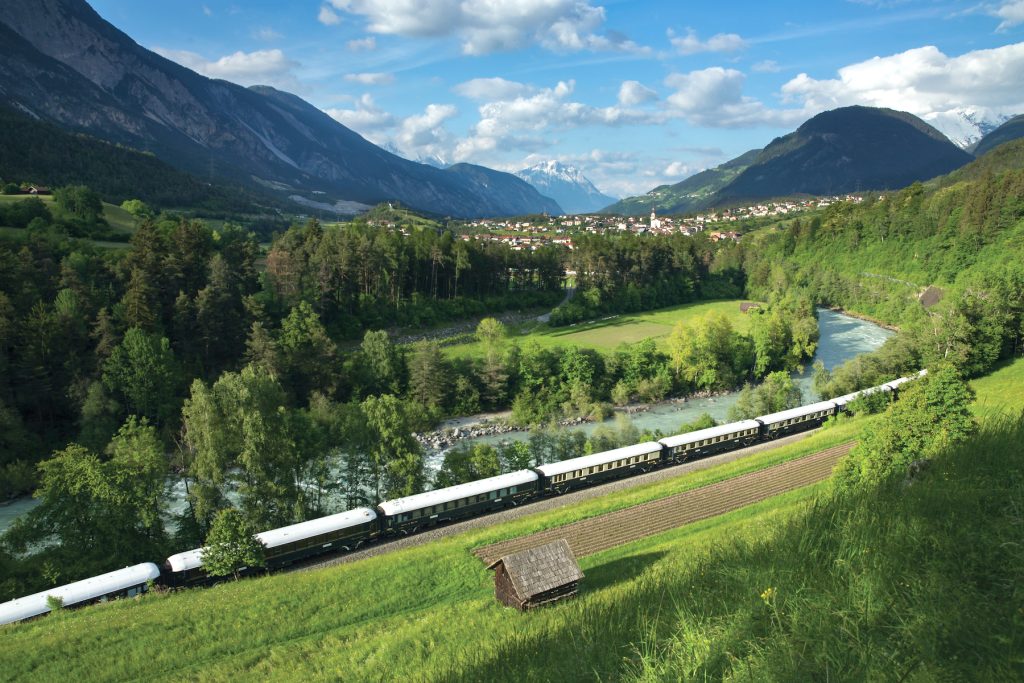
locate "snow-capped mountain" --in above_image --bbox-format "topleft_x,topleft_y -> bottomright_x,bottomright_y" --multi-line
924,108 -> 1016,150
514,161 -> 618,214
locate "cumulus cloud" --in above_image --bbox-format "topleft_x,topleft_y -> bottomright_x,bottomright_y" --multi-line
454,79 -> 665,161
663,67 -> 803,128
153,48 -> 300,89
663,161 -> 694,177
344,72 -> 395,85
994,0 -> 1024,30
669,28 -> 747,55
318,5 -> 342,25
325,94 -> 396,137
779,43 -> 1024,119
347,36 -> 377,51
325,0 -> 646,55
618,80 -> 658,106
453,77 -> 534,101
394,104 -> 459,157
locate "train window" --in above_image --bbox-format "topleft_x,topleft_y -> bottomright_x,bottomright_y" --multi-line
489,491 -> 498,499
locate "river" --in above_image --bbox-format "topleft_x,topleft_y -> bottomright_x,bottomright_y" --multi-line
426,308 -> 893,461
0,308 -> 891,535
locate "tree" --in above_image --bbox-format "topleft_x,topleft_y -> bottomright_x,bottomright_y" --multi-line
53,185 -> 103,225
476,317 -> 506,348
728,372 -> 802,421
360,394 -> 424,501
835,366 -> 976,490
102,327 -> 180,425
358,329 -> 403,396
3,418 -> 169,580
120,199 -> 152,219
278,301 -> 336,401
200,508 -> 265,580
407,341 -> 449,414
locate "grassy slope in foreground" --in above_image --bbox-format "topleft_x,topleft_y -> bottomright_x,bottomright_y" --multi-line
442,298 -> 750,359
0,420 -> 863,678
1,364 -> 1020,680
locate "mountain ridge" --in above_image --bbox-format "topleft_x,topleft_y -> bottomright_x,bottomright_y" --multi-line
0,0 -> 559,218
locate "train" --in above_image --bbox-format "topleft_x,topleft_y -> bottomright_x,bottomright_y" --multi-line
0,371 -> 925,626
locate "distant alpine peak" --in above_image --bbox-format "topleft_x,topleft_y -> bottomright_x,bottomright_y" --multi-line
520,160 -> 589,184
924,107 -> 1015,149
514,160 -> 617,214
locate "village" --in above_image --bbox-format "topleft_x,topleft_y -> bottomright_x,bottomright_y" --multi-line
451,194 -> 864,250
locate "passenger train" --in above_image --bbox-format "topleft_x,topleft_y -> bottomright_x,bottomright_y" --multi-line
0,371 -> 925,625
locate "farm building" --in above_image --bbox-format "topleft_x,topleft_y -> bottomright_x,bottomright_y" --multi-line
486,539 -> 583,611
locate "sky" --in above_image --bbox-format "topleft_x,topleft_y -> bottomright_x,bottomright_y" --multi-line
90,0 -> 1024,198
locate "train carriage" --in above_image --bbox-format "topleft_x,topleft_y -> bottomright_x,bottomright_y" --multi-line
378,470 -> 539,534
165,507 -> 379,587
0,563 -> 161,626
535,442 -> 663,494
756,400 -> 838,439
659,420 -> 762,463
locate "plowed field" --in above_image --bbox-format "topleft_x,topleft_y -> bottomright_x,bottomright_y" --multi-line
473,442 -> 854,565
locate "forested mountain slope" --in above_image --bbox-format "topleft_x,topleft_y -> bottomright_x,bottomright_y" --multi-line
716,106 -> 972,202
0,0 -> 558,218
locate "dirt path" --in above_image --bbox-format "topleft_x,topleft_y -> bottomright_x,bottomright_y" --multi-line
473,442 -> 853,565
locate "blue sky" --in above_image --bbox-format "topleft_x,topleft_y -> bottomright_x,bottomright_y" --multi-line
91,0 -> 1024,197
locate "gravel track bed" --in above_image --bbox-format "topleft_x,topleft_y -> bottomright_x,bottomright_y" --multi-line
473,442 -> 853,564
296,430 -> 826,572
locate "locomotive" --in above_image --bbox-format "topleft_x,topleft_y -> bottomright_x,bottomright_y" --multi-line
0,372 -> 923,625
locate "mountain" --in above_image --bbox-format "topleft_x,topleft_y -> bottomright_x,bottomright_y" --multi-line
514,161 -> 616,214
0,0 -> 557,218
714,106 -> 973,202
602,149 -> 760,216
970,114 -> 1024,157
445,164 -> 562,215
924,108 -> 1013,150
0,105 -> 288,216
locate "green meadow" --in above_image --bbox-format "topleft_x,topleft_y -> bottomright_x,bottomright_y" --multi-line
442,298 -> 752,359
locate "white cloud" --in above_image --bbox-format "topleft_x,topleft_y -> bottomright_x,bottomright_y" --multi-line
663,161 -> 693,177
454,79 -> 665,161
394,104 -> 459,157
202,5 -> 212,16
326,0 -> 646,55
153,48 -> 300,89
779,43 -> 1024,119
752,59 -> 781,73
669,28 -> 747,55
318,5 -> 342,25
663,67 -> 802,128
994,0 -> 1024,30
453,77 -> 534,101
344,72 -> 395,85
618,80 -> 658,106
325,94 -> 396,136
347,36 -> 377,51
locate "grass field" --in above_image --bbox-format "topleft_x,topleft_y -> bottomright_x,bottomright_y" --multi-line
0,194 -> 138,237
443,299 -> 751,359
0,367 -> 1018,680
971,357 -> 1024,417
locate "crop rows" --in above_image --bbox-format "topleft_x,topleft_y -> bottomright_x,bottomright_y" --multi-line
473,442 -> 854,564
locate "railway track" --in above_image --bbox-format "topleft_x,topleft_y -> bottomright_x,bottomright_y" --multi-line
473,442 -> 854,565
297,430 -> 827,571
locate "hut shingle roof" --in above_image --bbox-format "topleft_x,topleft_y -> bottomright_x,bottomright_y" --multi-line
486,539 -> 583,599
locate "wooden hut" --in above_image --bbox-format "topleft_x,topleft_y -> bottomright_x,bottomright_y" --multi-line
486,539 -> 583,611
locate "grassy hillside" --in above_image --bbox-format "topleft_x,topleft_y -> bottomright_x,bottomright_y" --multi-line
2,362 -> 1021,680
0,420 -> 867,680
